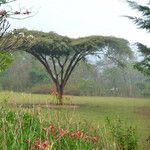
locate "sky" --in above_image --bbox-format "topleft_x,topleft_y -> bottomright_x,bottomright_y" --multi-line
6,0 -> 150,46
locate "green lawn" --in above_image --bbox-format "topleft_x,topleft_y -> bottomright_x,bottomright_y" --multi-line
0,91 -> 150,149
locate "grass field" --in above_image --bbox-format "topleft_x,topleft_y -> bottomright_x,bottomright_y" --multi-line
0,91 -> 150,149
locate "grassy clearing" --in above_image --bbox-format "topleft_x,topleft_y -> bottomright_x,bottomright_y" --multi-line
0,91 -> 150,149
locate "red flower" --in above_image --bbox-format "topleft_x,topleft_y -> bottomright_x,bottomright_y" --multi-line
35,138 -> 42,148
76,130 -> 82,137
48,124 -> 55,133
93,136 -> 98,142
60,129 -> 66,137
35,138 -> 41,144
49,124 -> 54,129
43,138 -> 49,148
57,128 -> 61,131
70,131 -> 76,138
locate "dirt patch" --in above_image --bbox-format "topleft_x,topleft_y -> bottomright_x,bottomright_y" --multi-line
9,102 -> 80,109
134,106 -> 150,117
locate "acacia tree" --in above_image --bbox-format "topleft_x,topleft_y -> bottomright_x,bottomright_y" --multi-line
16,29 -> 132,104
126,0 -> 150,75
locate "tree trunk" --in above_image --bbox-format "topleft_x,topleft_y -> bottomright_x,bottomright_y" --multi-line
56,84 -> 64,105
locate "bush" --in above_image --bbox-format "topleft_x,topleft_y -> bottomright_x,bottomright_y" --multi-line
30,84 -> 53,94
106,117 -> 138,150
64,84 -> 81,96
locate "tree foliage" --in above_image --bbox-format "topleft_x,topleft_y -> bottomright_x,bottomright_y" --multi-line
0,51 -> 13,71
0,0 -> 12,71
127,1 -> 150,30
126,0 -> 150,75
15,29 -> 132,104
0,0 -> 31,71
134,43 -> 150,75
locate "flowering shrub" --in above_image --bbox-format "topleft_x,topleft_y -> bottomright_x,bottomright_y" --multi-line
0,105 -> 139,150
26,123 -> 99,150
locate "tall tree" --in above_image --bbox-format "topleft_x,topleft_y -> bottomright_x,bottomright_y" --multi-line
126,0 -> 150,75
16,29 -> 132,104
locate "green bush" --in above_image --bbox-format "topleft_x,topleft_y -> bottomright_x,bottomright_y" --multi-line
106,117 -> 138,150
64,84 -> 81,96
30,84 -> 53,94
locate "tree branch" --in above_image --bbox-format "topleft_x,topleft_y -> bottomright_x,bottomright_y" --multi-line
51,56 -> 59,85
27,51 -> 57,83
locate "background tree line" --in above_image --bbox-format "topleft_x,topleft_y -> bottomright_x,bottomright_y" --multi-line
0,50 -> 149,97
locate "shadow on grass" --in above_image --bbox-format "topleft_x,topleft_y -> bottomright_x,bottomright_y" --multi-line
134,106 -> 150,118
8,102 -> 80,109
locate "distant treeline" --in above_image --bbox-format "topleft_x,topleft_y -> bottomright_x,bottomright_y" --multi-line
0,51 -> 149,97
